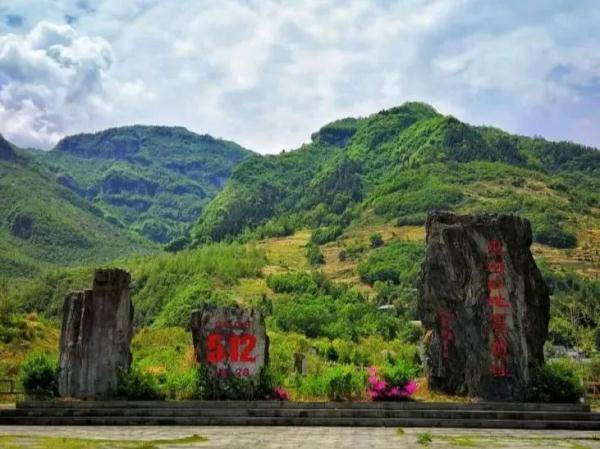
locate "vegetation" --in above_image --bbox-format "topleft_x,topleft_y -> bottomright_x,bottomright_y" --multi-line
0,102 -> 598,404
19,351 -> 58,398
191,102 -> 598,255
526,359 -> 584,403
0,434 -> 206,449
13,242 -> 266,326
30,125 -> 253,244
0,146 -> 152,277
117,367 -> 165,400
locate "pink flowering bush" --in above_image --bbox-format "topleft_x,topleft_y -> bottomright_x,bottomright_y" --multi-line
367,359 -> 417,401
266,386 -> 291,401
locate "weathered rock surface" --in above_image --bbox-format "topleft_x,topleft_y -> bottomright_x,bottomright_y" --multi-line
418,211 -> 549,401
191,306 -> 268,397
58,268 -> 133,399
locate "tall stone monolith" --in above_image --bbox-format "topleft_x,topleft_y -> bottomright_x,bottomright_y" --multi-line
418,211 -> 549,401
58,268 -> 133,399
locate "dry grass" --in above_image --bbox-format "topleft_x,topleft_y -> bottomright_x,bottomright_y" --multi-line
259,229 -> 311,275
411,377 -> 473,403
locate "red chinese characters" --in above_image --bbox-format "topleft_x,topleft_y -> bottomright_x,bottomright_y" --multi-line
486,238 -> 511,378
437,309 -> 455,362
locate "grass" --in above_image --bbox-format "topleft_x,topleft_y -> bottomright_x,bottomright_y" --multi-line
259,229 -> 311,275
432,434 -> 600,449
416,432 -> 433,446
0,434 -> 206,449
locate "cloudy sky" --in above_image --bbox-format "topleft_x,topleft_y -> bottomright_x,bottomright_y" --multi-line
0,0 -> 598,153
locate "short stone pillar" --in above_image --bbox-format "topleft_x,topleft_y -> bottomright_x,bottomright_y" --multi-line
190,306 -> 268,398
418,211 -> 549,401
294,352 -> 307,375
58,268 -> 133,399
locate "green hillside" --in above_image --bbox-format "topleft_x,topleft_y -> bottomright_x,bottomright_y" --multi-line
2,103 -> 598,402
31,126 -> 254,244
192,102 -> 599,257
0,137 -> 152,278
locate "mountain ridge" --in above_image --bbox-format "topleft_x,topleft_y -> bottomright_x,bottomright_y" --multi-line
191,102 -> 599,249
30,125 -> 255,244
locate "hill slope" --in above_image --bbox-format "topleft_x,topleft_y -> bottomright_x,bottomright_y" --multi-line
0,137 -> 152,278
192,102 -> 599,258
31,126 -> 254,244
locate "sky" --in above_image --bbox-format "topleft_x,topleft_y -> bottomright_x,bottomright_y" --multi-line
0,0 -> 598,154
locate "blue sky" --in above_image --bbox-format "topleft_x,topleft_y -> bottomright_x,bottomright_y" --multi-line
0,0 -> 598,153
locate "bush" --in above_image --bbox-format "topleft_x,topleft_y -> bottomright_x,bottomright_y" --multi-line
586,356 -> 600,382
527,360 -> 583,403
396,213 -> 426,226
19,351 -> 58,398
323,365 -> 366,401
117,367 -> 165,400
367,359 -> 418,401
339,242 -> 367,261
370,233 -> 384,248
548,317 -> 576,347
267,272 -> 318,294
310,226 -> 343,245
358,241 -> 424,285
158,369 -> 202,400
197,365 -> 276,400
306,243 -> 325,266
533,223 -> 577,249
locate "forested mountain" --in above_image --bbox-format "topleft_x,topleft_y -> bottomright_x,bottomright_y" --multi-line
0,136 -> 152,278
192,102 -> 599,250
2,103 -> 598,400
30,126 -> 254,244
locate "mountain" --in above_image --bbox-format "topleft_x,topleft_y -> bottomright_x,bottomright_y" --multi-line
192,102 -> 599,252
0,136 -> 152,278
30,125 -> 254,244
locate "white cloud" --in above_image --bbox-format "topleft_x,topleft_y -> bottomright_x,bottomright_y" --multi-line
0,20 -> 113,147
0,0 -> 599,151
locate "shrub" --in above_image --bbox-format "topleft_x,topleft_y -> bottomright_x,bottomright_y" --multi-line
117,367 -> 165,400
396,213 -> 427,226
370,233 -> 384,248
310,225 -> 343,245
267,272 -> 318,294
527,360 -> 583,403
158,369 -> 201,400
548,316 -> 576,347
306,243 -> 325,266
588,357 -> 600,382
533,223 -> 577,249
197,365 -> 276,400
323,365 -> 366,401
265,386 -> 291,401
339,242 -> 367,261
19,351 -> 58,398
358,241 -> 424,285
367,359 -> 417,401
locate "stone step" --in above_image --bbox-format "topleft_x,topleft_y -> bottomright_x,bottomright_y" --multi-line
3,408 -> 599,421
16,400 -> 592,412
0,415 -> 598,430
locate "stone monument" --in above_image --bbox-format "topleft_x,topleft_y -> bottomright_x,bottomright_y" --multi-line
58,268 -> 133,399
418,211 -> 549,401
190,305 -> 268,397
